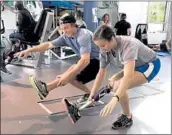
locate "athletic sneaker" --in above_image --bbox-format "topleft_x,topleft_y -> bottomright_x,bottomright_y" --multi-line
76,93 -> 90,105
112,114 -> 133,130
62,98 -> 81,124
29,75 -> 48,100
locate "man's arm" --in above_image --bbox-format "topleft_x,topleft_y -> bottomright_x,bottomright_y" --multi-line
15,42 -> 55,58
27,36 -> 65,53
127,28 -> 132,36
127,22 -> 132,36
61,53 -> 91,81
114,28 -> 117,34
27,42 -> 55,53
114,22 -> 118,32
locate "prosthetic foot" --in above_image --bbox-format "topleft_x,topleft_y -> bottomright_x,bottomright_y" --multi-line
61,85 -> 112,124
62,98 -> 81,124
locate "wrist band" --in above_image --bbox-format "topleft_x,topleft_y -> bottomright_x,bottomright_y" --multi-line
113,95 -> 119,101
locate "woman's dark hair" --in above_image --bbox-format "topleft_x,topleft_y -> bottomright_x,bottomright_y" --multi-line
93,25 -> 115,42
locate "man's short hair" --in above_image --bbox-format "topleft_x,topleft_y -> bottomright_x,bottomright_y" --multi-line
59,14 -> 76,24
121,13 -> 126,17
120,13 -> 127,20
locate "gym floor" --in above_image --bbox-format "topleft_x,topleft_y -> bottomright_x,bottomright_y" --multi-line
1,55 -> 171,134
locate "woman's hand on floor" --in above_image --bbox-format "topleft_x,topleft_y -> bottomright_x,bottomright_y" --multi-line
100,97 -> 118,117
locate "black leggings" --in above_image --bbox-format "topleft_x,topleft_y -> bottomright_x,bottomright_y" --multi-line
9,32 -> 26,44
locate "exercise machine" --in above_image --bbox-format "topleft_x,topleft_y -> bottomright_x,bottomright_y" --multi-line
9,9 -> 54,69
135,24 -> 148,45
46,46 -> 77,60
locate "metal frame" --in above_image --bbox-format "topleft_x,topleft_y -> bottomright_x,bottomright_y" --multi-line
37,94 -> 105,116
46,47 -> 77,60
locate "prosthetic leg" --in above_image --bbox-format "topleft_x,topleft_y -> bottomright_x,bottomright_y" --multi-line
61,85 -> 112,124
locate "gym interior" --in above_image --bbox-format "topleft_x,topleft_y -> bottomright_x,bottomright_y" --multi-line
1,1 -> 171,134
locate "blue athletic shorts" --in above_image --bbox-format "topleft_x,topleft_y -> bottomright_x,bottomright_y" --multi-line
135,58 -> 161,82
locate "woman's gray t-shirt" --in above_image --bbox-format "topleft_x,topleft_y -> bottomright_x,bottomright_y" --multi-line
100,36 -> 156,68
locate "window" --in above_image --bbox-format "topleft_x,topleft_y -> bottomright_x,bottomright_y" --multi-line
147,2 -> 166,23
3,1 -> 14,6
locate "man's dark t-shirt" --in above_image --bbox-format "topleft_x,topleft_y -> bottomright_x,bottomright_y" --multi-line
114,20 -> 131,36
17,8 -> 36,34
